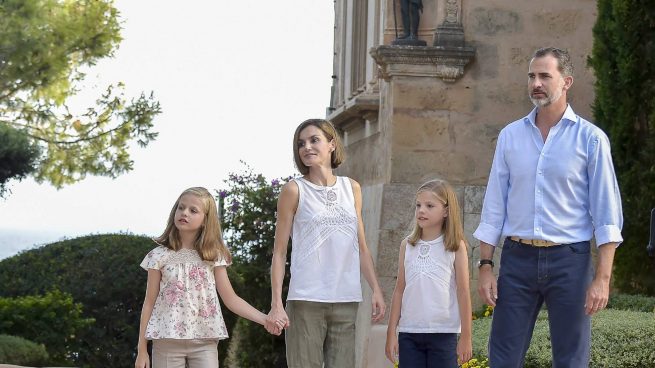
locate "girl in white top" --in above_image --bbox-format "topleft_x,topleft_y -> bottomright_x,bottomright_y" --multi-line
135,187 -> 282,368
268,119 -> 386,368
385,180 -> 472,367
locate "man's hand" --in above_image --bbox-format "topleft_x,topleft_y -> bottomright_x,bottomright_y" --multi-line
584,277 -> 609,315
477,266 -> 497,307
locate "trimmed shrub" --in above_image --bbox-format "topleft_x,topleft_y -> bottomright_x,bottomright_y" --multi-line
0,290 -> 93,364
608,293 -> 655,313
0,233 -> 155,367
472,309 -> 655,367
0,334 -> 49,366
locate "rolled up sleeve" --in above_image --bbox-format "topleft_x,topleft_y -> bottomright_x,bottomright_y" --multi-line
587,133 -> 623,246
474,131 -> 510,247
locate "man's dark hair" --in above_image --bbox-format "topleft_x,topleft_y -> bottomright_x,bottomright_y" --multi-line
533,47 -> 574,77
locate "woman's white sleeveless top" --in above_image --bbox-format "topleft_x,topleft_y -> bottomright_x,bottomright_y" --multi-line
398,236 -> 461,333
287,176 -> 362,302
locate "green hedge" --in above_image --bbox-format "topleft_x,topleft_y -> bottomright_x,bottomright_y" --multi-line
607,293 -> 655,313
472,309 -> 655,367
0,290 -> 93,364
0,334 -> 49,366
0,233 -> 155,367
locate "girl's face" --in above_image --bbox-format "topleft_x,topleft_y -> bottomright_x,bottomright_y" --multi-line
415,190 -> 448,230
297,125 -> 336,170
174,194 -> 206,234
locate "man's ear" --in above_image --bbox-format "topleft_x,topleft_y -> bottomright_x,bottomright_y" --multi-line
563,75 -> 574,91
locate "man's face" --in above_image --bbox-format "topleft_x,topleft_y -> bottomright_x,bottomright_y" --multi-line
528,55 -> 571,108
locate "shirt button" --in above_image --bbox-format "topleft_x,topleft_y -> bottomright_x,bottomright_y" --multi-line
539,171 -> 543,175
536,228 -> 541,232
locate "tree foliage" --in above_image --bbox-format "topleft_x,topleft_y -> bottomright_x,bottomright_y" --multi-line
589,0 -> 655,294
0,234 -> 155,367
218,165 -> 293,367
0,0 -> 161,189
0,123 -> 40,197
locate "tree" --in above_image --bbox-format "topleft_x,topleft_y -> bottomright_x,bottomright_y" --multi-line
0,0 -> 161,190
218,165 -> 292,367
0,123 -> 40,197
589,0 -> 655,294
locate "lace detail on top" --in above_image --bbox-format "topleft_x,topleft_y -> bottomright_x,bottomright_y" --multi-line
141,243 -> 230,270
405,238 -> 453,287
292,192 -> 358,264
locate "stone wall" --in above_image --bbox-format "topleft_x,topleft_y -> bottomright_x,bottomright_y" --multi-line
329,1 -> 598,366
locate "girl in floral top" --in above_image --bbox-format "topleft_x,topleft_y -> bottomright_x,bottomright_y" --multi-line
135,187 -> 281,368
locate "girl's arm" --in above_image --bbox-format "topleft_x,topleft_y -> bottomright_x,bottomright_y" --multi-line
214,266 -> 267,325
454,239 -> 473,364
268,181 -> 298,327
385,239 -> 407,364
135,269 -> 161,368
350,178 -> 386,322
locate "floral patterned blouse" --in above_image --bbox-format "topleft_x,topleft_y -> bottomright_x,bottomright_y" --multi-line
140,245 -> 230,340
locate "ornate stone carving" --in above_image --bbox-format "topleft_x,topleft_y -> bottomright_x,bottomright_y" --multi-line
370,45 -> 475,82
445,0 -> 459,24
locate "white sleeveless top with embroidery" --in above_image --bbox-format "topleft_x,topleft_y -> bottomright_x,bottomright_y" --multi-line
398,236 -> 461,333
287,176 -> 362,302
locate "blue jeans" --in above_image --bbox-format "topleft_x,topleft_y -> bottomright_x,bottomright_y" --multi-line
398,332 -> 458,368
489,238 -> 593,368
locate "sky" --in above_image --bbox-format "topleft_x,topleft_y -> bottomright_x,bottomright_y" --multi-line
0,1 -> 335,259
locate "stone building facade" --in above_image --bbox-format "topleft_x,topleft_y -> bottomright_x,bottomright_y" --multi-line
327,0 -> 598,366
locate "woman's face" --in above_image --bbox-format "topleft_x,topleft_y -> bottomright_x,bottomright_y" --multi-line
297,125 -> 335,170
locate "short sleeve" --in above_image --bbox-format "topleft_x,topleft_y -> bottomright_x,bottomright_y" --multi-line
140,246 -> 169,270
212,256 -> 232,268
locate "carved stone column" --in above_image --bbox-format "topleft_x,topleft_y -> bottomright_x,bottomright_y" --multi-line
433,0 -> 466,48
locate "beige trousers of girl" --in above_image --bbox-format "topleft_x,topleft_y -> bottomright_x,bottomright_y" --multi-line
152,339 -> 219,368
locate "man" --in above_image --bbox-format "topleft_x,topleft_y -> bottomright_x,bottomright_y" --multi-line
474,47 -> 623,367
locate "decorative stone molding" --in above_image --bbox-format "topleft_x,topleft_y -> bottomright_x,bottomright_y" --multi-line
370,45 -> 475,82
327,92 -> 379,126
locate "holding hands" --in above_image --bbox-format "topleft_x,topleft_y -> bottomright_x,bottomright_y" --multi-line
265,305 -> 289,336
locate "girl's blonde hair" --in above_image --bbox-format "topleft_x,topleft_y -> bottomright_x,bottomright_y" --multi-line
408,179 -> 466,252
154,187 -> 232,263
292,119 -> 345,175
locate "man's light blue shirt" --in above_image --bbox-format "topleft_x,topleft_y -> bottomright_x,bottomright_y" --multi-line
473,105 -> 623,247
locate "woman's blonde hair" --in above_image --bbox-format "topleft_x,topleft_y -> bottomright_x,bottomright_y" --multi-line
154,187 -> 231,263
292,119 -> 345,175
407,180 -> 466,252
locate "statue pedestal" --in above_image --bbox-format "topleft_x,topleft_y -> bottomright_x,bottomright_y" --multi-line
370,45 -> 475,82
391,36 -> 427,47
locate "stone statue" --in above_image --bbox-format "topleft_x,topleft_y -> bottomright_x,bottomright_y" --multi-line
392,0 -> 426,46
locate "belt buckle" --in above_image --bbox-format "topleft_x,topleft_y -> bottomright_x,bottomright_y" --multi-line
531,239 -> 550,247
510,236 -> 557,247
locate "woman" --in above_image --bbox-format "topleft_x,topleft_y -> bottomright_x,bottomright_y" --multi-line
268,119 -> 386,368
